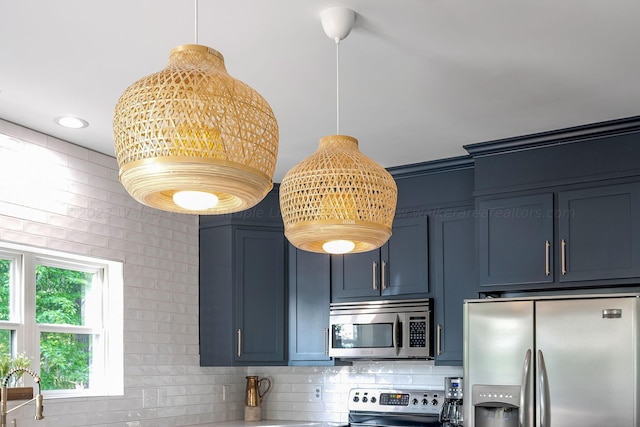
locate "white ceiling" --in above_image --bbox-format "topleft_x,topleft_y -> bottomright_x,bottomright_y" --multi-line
2,0 -> 639,182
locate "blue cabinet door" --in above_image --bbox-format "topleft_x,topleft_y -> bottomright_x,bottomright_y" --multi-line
478,194 -> 554,289
382,216 -> 429,296
331,249 -> 381,300
331,216 -> 429,301
201,226 -> 285,366
288,246 -> 333,364
233,228 -> 286,364
434,209 -> 477,365
558,183 -> 640,282
199,226 -> 234,366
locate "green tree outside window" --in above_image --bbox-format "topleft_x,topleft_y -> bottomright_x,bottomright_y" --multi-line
0,259 -> 11,357
36,265 -> 93,390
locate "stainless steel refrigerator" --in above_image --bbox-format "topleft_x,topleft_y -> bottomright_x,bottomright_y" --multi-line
463,294 -> 640,427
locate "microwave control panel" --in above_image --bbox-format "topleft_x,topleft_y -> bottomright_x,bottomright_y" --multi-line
408,316 -> 427,348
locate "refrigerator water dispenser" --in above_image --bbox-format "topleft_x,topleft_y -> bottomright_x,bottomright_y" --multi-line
472,385 -> 521,427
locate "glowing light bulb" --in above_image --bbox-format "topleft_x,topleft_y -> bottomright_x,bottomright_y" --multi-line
173,191 -> 219,211
323,240 -> 356,254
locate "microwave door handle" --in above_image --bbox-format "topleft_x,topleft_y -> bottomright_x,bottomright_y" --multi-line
372,261 -> 378,290
393,314 -> 400,355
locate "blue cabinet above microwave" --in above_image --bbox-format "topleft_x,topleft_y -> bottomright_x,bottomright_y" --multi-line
330,216 -> 429,302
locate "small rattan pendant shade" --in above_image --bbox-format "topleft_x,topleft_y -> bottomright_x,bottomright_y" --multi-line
279,135 -> 398,253
113,44 -> 279,214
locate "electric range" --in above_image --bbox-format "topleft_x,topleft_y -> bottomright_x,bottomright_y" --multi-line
347,388 -> 445,427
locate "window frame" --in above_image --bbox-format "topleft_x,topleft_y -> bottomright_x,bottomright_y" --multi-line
0,242 -> 123,398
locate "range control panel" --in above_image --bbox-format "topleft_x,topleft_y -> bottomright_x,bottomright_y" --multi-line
347,388 -> 444,415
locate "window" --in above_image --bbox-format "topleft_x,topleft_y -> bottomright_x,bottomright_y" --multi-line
0,242 -> 123,398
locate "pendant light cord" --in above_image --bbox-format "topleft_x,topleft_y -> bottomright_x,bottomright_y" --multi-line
194,0 -> 199,44
335,38 -> 341,135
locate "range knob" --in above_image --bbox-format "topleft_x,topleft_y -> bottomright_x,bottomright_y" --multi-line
362,397 -> 368,403
370,397 -> 377,403
353,396 -> 360,403
412,398 -> 418,405
432,399 -> 439,406
422,398 -> 429,405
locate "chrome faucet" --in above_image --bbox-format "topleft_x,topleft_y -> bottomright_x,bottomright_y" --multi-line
0,367 -> 44,427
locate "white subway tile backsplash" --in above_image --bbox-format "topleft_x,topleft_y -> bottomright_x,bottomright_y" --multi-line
0,120 -> 45,145
0,200 -> 49,223
0,228 -> 49,248
68,154 -> 113,178
46,135 -> 89,160
0,215 -> 23,231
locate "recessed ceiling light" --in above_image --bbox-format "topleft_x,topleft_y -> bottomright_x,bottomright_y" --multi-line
54,116 -> 89,129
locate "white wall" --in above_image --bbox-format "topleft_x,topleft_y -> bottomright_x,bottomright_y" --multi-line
0,120 -> 462,427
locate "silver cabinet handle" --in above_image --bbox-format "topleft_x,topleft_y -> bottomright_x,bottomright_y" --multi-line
372,261 -> 378,290
519,349 -> 532,427
381,260 -> 387,290
561,239 -> 567,275
545,240 -> 551,276
324,328 -> 329,355
436,324 -> 442,356
538,350 -> 550,427
237,329 -> 242,357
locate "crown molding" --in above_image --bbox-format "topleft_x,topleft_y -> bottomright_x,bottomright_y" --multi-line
464,115 -> 640,158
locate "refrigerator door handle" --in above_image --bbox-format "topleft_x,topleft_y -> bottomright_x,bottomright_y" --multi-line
538,350 -> 550,427
519,349 -> 532,427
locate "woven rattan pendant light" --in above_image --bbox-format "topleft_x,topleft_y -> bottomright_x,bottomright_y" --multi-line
279,7 -> 397,255
113,1 -> 278,214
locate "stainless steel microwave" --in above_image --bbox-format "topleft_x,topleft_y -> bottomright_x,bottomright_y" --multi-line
329,299 -> 432,359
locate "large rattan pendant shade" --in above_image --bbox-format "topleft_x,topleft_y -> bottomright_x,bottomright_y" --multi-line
279,135 -> 398,254
113,44 -> 279,214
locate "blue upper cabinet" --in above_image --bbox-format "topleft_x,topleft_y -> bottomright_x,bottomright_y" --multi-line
383,216 -> 430,296
330,248 -> 380,300
288,247 -> 333,365
557,183 -> 640,283
477,183 -> 640,291
478,194 -> 554,288
233,228 -> 286,364
327,156 -> 474,303
433,208 -> 477,365
200,225 -> 286,366
200,191 -> 286,366
331,216 -> 429,302
469,116 -> 640,292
